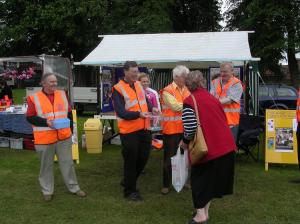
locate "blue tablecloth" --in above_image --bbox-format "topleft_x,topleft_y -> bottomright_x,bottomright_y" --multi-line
0,113 -> 33,135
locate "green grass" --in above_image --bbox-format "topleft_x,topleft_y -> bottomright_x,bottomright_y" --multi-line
1,131 -> 300,224
1,90 -> 300,223
12,88 -> 26,104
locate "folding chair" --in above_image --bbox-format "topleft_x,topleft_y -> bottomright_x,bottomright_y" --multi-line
236,114 -> 263,162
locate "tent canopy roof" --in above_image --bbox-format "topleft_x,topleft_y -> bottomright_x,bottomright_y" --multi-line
78,31 -> 260,69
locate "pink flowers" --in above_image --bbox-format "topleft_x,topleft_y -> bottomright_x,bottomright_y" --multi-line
1,67 -> 35,80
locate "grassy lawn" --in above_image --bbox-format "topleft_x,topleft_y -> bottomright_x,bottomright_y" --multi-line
1,89 -> 299,223
1,128 -> 300,224
12,88 -> 26,105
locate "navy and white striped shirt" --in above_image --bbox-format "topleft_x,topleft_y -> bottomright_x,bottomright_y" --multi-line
182,105 -> 198,141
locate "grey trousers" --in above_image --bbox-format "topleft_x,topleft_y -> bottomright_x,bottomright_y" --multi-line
35,137 -> 80,195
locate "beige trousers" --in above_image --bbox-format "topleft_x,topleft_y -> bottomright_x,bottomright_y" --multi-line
35,137 -> 80,195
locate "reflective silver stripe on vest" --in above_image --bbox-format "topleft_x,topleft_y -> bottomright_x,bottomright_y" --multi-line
33,127 -> 53,131
139,100 -> 146,105
224,108 -> 240,112
126,99 -> 139,109
161,116 -> 182,121
136,82 -> 147,106
41,111 -> 68,118
116,83 -> 130,102
59,90 -> 69,111
215,78 -> 238,97
33,90 -> 68,118
116,83 -> 137,110
43,112 -> 55,118
117,82 -> 146,110
297,106 -> 300,110
33,93 -> 44,117
54,111 -> 68,116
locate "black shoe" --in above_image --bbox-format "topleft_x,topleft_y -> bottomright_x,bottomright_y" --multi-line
124,192 -> 143,202
289,178 -> 300,184
120,179 -> 125,187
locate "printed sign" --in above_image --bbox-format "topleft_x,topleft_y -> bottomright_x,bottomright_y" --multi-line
265,109 -> 298,171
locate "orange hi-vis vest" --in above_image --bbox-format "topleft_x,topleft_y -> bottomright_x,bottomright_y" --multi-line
297,88 -> 300,122
29,90 -> 71,145
113,80 -> 150,134
212,77 -> 241,126
160,83 -> 190,135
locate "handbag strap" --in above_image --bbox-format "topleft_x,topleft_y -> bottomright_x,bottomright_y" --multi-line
190,94 -> 201,127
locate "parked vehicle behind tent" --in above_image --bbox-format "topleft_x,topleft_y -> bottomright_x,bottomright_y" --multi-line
258,84 -> 297,115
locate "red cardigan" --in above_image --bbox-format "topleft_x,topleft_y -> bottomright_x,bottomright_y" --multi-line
184,88 -> 236,164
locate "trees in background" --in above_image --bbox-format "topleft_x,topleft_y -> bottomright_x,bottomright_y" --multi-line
225,0 -> 299,86
0,0 -> 107,61
172,0 -> 221,32
0,0 -> 221,61
1,0 -> 298,87
102,0 -> 174,34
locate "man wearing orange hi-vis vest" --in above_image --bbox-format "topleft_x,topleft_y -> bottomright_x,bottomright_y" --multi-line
160,65 -> 190,195
291,88 -> 300,183
26,73 -> 86,202
112,61 -> 159,202
210,62 -> 243,141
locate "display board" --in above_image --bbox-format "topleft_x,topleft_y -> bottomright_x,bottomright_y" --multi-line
55,110 -> 79,164
265,109 -> 298,171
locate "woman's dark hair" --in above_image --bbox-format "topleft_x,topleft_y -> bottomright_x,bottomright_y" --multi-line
123,61 -> 138,71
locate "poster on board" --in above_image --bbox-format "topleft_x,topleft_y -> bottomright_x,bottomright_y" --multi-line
265,109 -> 298,171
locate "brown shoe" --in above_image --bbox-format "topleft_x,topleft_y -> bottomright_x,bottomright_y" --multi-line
75,190 -> 87,197
161,187 -> 169,195
43,194 -> 53,202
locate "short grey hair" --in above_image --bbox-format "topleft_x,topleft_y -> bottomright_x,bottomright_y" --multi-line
41,72 -> 58,83
220,62 -> 234,71
185,70 -> 205,91
172,65 -> 190,79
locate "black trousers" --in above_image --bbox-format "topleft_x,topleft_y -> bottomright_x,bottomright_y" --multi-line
297,122 -> 300,170
162,133 -> 183,188
120,130 -> 151,196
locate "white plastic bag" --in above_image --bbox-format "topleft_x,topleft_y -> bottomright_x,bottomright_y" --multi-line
171,147 -> 189,192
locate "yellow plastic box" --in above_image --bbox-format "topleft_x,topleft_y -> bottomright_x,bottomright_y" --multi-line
84,118 -> 103,153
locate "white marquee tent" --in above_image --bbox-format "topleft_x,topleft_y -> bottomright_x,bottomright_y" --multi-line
77,31 -> 260,68
77,31 -> 260,115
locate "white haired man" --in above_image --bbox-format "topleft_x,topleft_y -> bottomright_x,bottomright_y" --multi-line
160,65 -> 190,195
210,62 -> 243,141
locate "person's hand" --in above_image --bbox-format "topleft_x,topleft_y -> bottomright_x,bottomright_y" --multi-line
152,107 -> 160,115
47,119 -> 53,128
179,140 -> 188,150
139,112 -> 148,118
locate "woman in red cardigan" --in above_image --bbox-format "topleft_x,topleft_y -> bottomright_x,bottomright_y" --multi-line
181,70 -> 236,224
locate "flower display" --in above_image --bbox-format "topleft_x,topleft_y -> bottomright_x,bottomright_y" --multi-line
0,67 -> 35,80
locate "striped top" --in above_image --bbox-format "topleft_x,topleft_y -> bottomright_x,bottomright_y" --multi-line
182,105 -> 198,141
